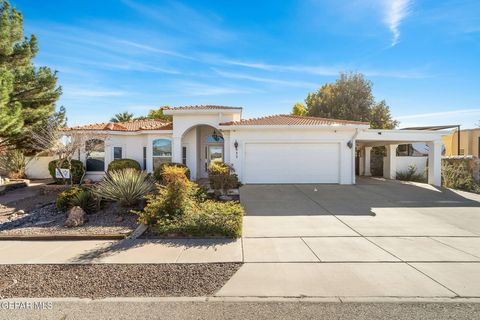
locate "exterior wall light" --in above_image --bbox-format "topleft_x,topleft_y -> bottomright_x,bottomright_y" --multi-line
234,140 -> 239,158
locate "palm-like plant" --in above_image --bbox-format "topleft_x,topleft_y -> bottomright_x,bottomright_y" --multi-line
110,111 -> 134,123
93,168 -> 155,207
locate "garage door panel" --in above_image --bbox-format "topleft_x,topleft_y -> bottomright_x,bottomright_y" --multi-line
244,143 -> 340,184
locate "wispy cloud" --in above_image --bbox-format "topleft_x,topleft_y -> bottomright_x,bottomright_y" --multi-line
222,60 -> 340,76
381,0 -> 413,46
114,39 -> 196,61
222,59 -> 428,78
213,69 -> 318,88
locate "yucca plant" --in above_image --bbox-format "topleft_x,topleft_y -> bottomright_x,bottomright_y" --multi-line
93,168 -> 155,207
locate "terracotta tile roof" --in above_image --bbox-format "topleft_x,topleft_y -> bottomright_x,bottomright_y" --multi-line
220,114 -> 370,126
64,119 -> 173,132
164,105 -> 242,111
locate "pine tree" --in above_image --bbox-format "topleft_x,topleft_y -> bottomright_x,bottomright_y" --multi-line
0,68 -> 22,143
0,1 -> 61,150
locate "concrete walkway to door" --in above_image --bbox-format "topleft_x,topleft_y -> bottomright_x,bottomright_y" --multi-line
218,178 -> 480,298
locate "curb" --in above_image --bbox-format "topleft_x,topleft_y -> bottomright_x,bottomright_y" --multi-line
2,296 -> 480,303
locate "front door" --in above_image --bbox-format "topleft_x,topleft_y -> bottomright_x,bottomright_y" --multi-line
203,145 -> 223,176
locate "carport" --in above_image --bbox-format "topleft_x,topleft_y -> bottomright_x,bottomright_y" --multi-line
355,129 -> 445,186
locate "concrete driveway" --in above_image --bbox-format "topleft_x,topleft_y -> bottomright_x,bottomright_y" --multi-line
241,177 -> 480,237
217,178 -> 480,298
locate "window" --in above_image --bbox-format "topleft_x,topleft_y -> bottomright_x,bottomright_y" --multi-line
86,139 -> 105,171
143,147 -> 147,170
152,139 -> 172,170
459,148 -> 465,156
182,146 -> 187,166
113,147 -> 122,160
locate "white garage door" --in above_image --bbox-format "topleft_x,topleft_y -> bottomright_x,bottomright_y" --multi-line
244,142 -> 340,184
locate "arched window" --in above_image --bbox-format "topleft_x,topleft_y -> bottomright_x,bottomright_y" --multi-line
86,139 -> 105,171
152,139 -> 172,170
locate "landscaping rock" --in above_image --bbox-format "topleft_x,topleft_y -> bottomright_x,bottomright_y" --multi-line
15,210 -> 25,215
64,206 -> 86,228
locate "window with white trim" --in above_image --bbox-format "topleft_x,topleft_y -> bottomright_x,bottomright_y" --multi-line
113,147 -> 123,160
152,139 -> 172,170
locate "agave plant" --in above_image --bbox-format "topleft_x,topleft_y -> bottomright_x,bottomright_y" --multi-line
69,189 -> 98,213
93,168 -> 155,207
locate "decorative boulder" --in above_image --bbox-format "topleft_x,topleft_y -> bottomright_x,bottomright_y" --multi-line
64,206 -> 86,228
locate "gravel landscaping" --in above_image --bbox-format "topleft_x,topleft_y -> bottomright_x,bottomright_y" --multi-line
0,202 -> 137,237
0,263 -> 242,298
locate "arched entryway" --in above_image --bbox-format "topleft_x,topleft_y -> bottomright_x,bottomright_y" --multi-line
181,124 -> 224,180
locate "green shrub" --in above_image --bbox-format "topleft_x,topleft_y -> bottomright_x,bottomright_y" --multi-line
396,165 -> 426,183
48,159 -> 85,184
442,161 -> 478,192
155,201 -> 244,238
208,162 -> 239,196
0,150 -> 26,179
56,186 -> 97,213
93,168 -> 155,207
107,159 -> 141,172
153,162 -> 191,183
137,166 -> 197,224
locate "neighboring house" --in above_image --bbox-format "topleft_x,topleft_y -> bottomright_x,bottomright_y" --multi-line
443,128 -> 480,157
63,105 -> 445,186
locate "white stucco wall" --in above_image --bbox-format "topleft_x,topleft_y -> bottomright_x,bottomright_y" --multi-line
393,156 -> 428,176
25,156 -> 57,179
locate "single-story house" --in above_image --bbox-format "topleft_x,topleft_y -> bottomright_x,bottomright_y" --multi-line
62,105 -> 445,186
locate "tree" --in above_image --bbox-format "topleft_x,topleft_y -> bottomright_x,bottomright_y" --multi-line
291,102 -> 307,116
304,72 -> 398,129
146,106 -> 172,121
0,68 -> 22,143
110,111 -> 134,123
29,120 -> 104,185
0,1 -> 62,150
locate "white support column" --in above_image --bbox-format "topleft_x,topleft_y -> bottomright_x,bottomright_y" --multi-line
172,136 -> 182,163
223,131 -> 231,164
384,144 -> 398,180
427,140 -> 442,186
364,146 -> 372,176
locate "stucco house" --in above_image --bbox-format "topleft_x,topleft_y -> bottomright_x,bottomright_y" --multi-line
63,105 -> 445,186
443,128 -> 480,157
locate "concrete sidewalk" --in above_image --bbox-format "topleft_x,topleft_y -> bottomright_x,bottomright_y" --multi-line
0,239 -> 243,264
1,236 -> 480,298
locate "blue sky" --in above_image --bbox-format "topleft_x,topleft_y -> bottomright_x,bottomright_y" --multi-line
13,0 -> 480,128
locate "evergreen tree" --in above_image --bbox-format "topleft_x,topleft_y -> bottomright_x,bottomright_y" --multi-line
0,1 -> 61,150
0,68 -> 22,143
